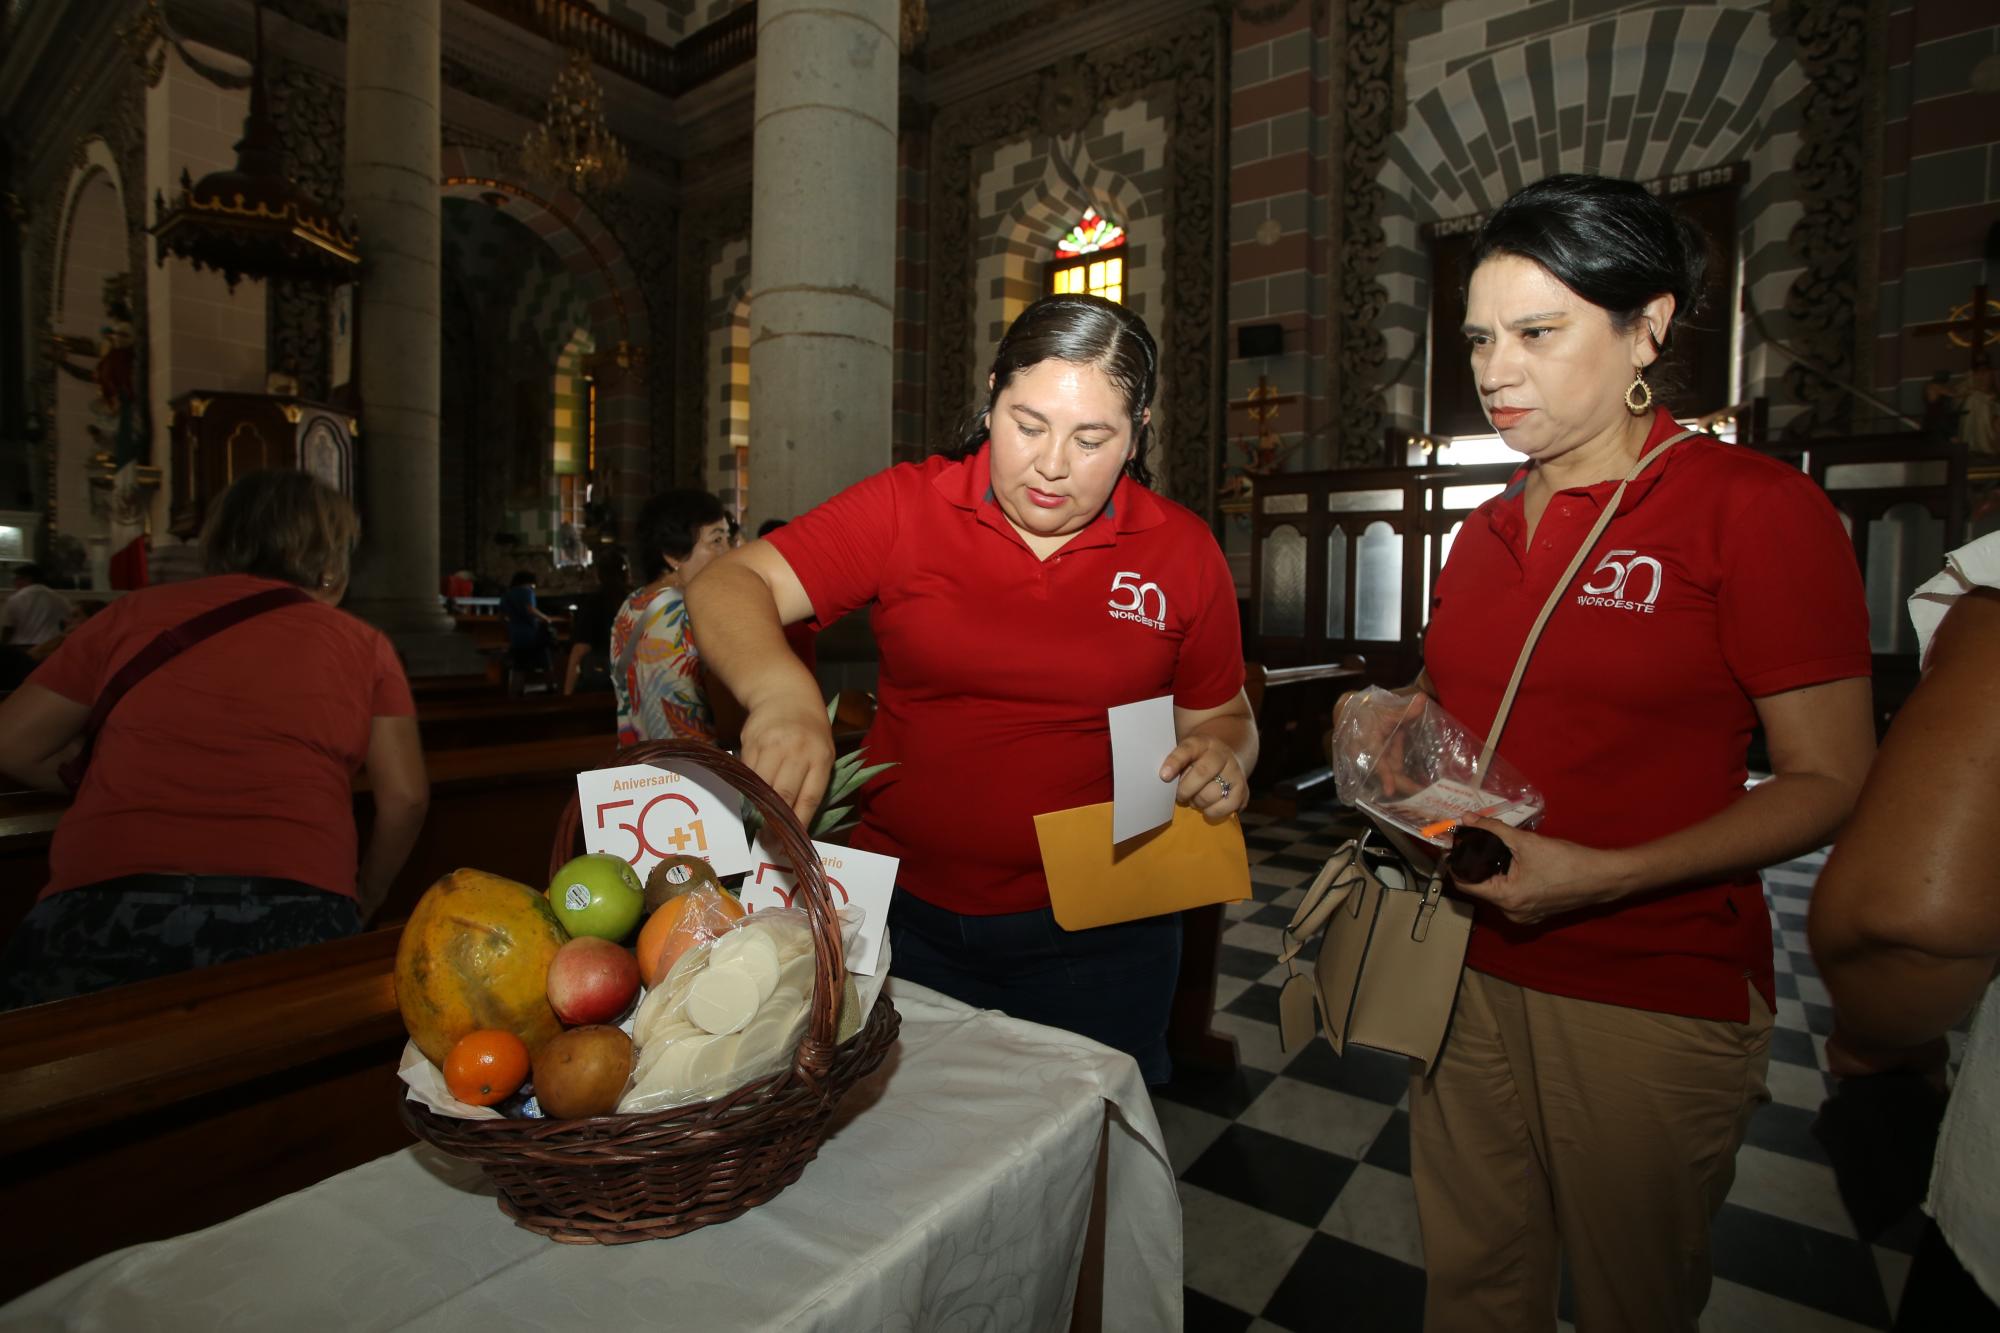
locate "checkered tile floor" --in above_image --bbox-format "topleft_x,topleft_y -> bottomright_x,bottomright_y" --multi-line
1156,801 -> 1961,1333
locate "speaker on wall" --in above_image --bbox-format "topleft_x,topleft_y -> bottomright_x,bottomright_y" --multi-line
1237,323 -> 1284,359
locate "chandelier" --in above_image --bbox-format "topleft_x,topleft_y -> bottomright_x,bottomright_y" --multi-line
520,52 -> 628,195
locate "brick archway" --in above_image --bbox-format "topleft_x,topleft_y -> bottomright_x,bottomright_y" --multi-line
440,146 -> 651,530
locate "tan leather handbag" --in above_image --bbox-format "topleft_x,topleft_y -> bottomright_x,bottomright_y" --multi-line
1276,430 -> 1696,1074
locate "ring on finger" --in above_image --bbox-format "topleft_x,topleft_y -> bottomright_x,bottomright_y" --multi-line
1211,775 -> 1232,798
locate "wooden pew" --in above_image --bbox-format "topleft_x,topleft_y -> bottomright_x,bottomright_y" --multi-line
0,733 -> 615,951
361,733 -> 615,923
416,688 -> 614,750
0,927 -> 411,1302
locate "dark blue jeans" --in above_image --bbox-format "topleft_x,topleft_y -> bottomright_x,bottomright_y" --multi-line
888,888 -> 1182,1084
0,875 -> 362,1010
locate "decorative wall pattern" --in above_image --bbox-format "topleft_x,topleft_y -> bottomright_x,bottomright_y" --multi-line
266,62 -> 344,402
1226,1 -> 1336,478
1868,3 -> 2000,418
673,186 -> 751,491
1771,0 -> 1875,437
966,94 -> 1172,468
703,235 -> 751,512
1371,0 -> 1808,437
926,8 -> 1227,516
1334,0 -> 1394,464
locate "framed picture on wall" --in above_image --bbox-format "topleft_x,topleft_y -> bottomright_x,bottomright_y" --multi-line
329,283 -> 355,392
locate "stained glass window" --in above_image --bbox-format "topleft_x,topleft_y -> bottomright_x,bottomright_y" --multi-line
1049,208 -> 1129,304
1056,207 -> 1126,257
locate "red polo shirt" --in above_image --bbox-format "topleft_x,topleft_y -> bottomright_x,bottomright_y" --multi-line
31,574 -> 416,901
765,446 -> 1244,915
1425,411 -> 1870,1021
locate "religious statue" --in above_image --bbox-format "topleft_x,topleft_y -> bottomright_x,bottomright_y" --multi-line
1955,355 -> 1997,456
47,273 -> 146,468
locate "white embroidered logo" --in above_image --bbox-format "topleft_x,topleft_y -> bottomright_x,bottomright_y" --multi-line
1577,549 -> 1663,614
1109,571 -> 1167,630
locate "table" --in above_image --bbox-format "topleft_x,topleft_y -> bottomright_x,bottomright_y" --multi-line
1,982 -> 1182,1332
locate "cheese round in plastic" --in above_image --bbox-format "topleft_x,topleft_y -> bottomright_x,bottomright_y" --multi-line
686,963 -> 765,1035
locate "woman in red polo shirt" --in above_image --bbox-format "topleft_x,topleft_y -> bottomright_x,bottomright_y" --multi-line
1366,175 -> 1875,1331
0,471 -> 427,1008
687,295 -> 1257,1083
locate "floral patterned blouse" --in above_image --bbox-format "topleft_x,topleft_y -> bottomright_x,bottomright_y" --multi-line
609,584 -> 715,745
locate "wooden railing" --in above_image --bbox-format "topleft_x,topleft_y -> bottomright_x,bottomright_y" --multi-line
1248,460 -> 1518,688
1249,427 -> 1985,726
673,2 -> 757,91
466,0 -> 756,97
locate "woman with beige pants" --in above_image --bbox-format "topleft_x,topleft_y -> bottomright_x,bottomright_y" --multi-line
1361,174 -> 1877,1331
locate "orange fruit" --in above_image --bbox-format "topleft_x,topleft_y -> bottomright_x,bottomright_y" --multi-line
636,887 -> 745,987
444,1028 -> 531,1106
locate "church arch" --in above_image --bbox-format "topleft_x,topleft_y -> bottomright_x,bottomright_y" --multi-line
967,95 -> 1173,486
49,142 -> 133,543
1377,4 -> 1804,430
438,145 -> 651,534
976,129 -> 1166,478
702,235 -> 752,519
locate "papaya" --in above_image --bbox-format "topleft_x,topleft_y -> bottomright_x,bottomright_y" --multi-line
396,868 -> 569,1067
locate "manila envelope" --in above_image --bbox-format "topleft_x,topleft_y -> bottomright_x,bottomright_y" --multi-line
1033,802 -> 1252,930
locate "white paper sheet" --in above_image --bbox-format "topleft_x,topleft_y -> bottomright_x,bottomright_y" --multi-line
1108,694 -> 1179,844
742,834 -> 898,976
574,762 -> 755,880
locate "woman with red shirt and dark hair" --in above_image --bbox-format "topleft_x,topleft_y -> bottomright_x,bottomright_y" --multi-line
1341,175 -> 1875,1331
687,295 -> 1257,1084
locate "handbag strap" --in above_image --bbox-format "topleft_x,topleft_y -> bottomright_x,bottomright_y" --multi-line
1474,428 -> 1697,776
58,584 -> 314,791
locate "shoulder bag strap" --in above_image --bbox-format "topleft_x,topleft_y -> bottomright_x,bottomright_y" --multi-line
1408,428 -> 1696,933
1475,428 -> 1698,775
58,584 -> 314,791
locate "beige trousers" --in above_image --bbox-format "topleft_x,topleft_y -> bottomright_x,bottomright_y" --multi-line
1408,969 -> 1773,1333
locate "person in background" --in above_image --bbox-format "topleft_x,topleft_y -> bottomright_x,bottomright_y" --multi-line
612,490 -> 730,744
499,569 -> 556,696
686,294 -> 1255,1084
440,568 -> 474,614
563,550 -> 628,696
1810,531 -> 2000,1329
1334,174 -> 1875,1331
1,564 -> 69,690
0,470 -> 428,1008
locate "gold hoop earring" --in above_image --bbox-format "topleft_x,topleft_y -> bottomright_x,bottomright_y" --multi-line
1625,368 -> 1652,415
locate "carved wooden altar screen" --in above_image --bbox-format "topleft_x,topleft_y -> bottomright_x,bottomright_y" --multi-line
167,392 -> 357,538
1248,462 -> 1516,687
1251,434 -> 1972,728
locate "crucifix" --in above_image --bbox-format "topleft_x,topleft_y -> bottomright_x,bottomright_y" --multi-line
1222,375 -> 1302,502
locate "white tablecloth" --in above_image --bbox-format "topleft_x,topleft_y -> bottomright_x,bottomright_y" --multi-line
2,981 -> 1182,1332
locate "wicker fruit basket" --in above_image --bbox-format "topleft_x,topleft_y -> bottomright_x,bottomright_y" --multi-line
400,739 -> 901,1244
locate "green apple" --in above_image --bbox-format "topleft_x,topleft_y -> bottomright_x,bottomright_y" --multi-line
547,854 -> 645,942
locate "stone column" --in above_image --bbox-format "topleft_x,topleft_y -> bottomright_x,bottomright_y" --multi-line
342,0 -> 473,671
748,0 -> 898,523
